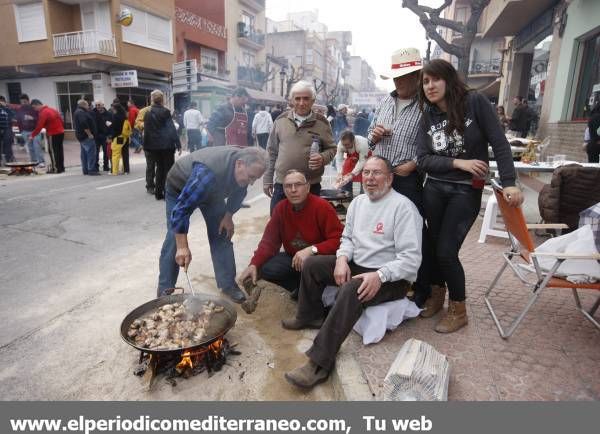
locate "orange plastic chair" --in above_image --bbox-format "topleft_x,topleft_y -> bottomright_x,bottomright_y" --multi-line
484,180 -> 600,338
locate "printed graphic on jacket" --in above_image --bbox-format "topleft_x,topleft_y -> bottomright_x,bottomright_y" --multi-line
427,118 -> 473,157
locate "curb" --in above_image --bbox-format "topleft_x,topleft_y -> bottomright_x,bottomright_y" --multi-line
331,334 -> 375,401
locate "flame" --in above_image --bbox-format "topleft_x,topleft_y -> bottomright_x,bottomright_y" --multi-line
174,337 -> 225,373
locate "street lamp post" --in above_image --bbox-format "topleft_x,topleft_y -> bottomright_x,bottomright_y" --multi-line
279,66 -> 287,98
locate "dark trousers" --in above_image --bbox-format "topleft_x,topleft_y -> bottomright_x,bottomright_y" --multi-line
270,182 -> 321,215
256,133 -> 269,149
391,172 -> 438,305
187,129 -> 202,152
95,136 -> 110,172
48,133 -> 65,173
297,256 -> 409,371
260,252 -> 300,292
122,142 -> 130,173
587,144 -> 600,163
147,149 -> 175,198
144,149 -> 157,190
0,128 -> 15,163
423,179 -> 482,302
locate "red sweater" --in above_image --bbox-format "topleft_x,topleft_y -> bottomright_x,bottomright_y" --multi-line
31,106 -> 65,137
128,106 -> 139,127
250,194 -> 344,268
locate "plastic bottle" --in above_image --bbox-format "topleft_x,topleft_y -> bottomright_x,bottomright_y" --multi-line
310,135 -> 320,155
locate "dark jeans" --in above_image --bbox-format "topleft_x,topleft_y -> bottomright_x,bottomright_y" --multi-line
260,252 -> 299,292
157,186 -> 238,296
256,133 -> 269,149
270,182 -> 321,215
391,171 -> 438,305
297,256 -> 409,371
48,133 -> 65,173
80,137 -> 98,174
0,128 -> 15,163
187,129 -> 202,152
423,179 -> 482,302
144,149 -> 157,190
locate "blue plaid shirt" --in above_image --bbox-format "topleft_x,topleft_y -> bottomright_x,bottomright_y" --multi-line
170,163 -> 217,234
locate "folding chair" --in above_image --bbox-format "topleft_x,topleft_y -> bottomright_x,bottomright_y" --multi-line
484,180 -> 600,338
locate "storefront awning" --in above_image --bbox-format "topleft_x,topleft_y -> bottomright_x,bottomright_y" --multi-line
245,88 -> 287,105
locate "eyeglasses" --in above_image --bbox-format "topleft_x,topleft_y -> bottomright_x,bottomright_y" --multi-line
283,182 -> 308,190
361,170 -> 386,177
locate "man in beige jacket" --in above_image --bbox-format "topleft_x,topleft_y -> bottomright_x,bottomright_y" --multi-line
263,80 -> 336,214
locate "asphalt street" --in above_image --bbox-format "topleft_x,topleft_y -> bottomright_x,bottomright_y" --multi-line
0,161 -> 334,400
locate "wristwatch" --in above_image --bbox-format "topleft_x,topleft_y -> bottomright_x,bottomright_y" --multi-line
376,269 -> 387,283
310,245 -> 318,255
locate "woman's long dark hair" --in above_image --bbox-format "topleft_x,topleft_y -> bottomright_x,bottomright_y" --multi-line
419,59 -> 469,135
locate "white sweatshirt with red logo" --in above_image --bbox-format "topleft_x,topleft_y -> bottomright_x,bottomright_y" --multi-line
336,189 -> 422,283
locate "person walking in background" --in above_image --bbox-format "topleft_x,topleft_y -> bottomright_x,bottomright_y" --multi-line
496,105 -> 509,132
333,104 -> 348,142
73,99 -> 99,175
353,109 -> 370,137
207,87 -> 250,147
270,103 -> 283,122
326,105 -> 336,129
16,94 -> 45,167
143,90 -> 181,200
0,96 -> 16,164
508,96 -> 527,138
417,59 -> 523,333
110,103 -> 131,175
93,101 -> 113,172
30,99 -> 64,173
587,102 -> 600,163
135,104 -> 155,194
252,105 -> 273,149
127,100 -> 142,153
183,101 -> 205,152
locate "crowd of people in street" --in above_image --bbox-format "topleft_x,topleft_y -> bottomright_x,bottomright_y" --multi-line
12,43 -> 598,392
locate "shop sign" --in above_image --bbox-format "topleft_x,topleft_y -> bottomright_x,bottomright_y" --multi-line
110,70 -> 138,88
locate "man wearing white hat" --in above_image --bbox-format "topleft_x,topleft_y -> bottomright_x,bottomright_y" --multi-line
367,47 -> 440,308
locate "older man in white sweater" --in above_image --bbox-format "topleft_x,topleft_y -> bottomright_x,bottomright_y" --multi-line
283,155 -> 423,388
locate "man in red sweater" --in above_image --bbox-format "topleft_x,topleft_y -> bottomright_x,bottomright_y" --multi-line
238,169 -> 343,298
31,99 -> 65,173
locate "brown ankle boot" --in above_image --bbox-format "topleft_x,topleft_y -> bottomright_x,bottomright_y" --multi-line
435,300 -> 468,333
420,285 -> 447,318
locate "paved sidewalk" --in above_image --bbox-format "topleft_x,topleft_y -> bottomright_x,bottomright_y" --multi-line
343,218 -> 600,401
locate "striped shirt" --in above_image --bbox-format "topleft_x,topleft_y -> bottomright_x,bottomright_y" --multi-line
367,91 -> 422,166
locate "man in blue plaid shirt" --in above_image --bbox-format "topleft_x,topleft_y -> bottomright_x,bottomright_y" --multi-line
157,146 -> 267,303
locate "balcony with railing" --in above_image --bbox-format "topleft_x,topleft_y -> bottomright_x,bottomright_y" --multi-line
53,30 -> 117,57
199,64 -> 229,81
237,65 -> 265,88
237,23 -> 265,50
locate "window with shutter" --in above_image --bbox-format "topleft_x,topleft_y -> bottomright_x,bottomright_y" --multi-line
121,5 -> 172,53
13,2 -> 47,43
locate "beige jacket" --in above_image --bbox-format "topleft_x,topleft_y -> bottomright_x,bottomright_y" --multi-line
264,110 -> 336,185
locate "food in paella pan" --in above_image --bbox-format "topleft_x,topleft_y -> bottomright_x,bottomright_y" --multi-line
127,301 -> 225,350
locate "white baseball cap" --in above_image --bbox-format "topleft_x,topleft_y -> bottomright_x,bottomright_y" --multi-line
380,48 -> 423,80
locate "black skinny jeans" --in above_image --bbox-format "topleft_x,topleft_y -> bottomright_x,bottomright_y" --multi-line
423,179 -> 482,302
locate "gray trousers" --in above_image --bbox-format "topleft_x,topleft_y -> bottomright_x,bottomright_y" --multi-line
297,255 -> 409,371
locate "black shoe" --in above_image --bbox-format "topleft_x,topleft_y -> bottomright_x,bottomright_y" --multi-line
146,187 -> 155,195
281,317 -> 324,330
155,191 -> 164,200
221,286 -> 246,304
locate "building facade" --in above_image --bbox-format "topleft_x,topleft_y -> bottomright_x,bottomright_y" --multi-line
0,0 -> 176,135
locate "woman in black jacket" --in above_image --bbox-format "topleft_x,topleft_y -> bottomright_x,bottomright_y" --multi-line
143,90 -> 181,200
416,59 -> 523,333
